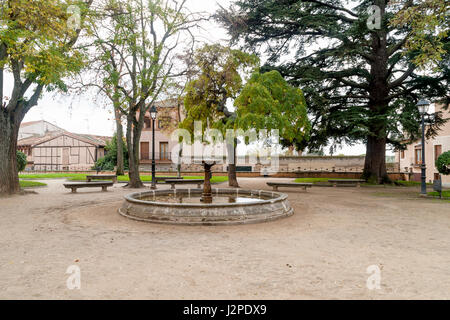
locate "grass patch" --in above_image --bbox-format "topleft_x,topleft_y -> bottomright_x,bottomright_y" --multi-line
58,174 -> 229,184
294,178 -> 360,184
183,176 -> 229,184
19,173 -> 87,180
428,190 -> 450,198
19,180 -> 47,188
395,180 -> 433,187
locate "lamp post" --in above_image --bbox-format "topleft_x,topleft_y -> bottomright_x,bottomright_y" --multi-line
417,99 -> 430,196
150,105 -> 158,190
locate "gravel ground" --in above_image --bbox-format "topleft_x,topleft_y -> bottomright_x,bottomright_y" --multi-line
0,178 -> 449,300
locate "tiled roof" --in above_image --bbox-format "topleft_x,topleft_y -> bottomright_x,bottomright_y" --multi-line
18,131 -> 109,147
17,131 -> 62,146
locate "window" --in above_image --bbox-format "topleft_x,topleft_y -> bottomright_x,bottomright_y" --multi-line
160,142 -> 169,160
434,145 -> 442,161
144,117 -> 151,129
401,150 -> 405,159
140,142 -> 149,160
158,120 -> 163,129
415,148 -> 422,165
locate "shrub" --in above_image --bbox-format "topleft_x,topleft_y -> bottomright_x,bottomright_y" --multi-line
17,151 -> 27,172
94,134 -> 128,171
436,151 -> 450,176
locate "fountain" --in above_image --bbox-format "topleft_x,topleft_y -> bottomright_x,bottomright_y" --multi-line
200,160 -> 215,203
119,160 -> 294,225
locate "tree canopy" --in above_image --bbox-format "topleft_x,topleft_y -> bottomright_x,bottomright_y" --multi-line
180,44 -> 259,187
216,0 -> 450,183
85,0 -> 202,188
234,70 -> 310,148
0,0 -> 92,195
181,44 -> 260,135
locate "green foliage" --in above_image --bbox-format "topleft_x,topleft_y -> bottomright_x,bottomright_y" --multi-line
436,151 -> 450,175
16,151 -> 27,172
216,0 -> 449,152
0,0 -> 89,87
235,70 -> 310,149
94,135 -> 128,171
180,44 -> 260,138
390,0 -> 449,68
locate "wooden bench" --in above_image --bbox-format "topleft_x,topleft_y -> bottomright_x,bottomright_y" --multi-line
86,175 -> 118,183
64,182 -> 114,193
328,179 -> 366,188
165,179 -> 204,190
267,182 -> 313,191
154,177 -> 178,183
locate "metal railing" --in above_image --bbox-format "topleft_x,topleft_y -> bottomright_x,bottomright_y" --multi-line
140,152 -> 171,161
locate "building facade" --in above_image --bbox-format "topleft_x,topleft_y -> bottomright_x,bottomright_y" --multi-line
138,99 -> 184,171
396,104 -> 450,184
18,121 -> 109,171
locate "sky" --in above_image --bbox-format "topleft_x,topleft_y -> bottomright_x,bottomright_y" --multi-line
15,0 -> 386,156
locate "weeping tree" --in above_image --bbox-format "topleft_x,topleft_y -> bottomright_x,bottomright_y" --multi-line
0,0 -> 92,195
217,0 -> 450,184
234,70 -> 311,153
179,44 -> 259,187
87,0 -> 202,188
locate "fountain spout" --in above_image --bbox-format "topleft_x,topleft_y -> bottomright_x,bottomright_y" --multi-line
201,161 -> 216,203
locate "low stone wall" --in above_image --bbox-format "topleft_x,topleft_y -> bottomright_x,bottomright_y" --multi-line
23,170 -> 407,181
141,155 -> 399,173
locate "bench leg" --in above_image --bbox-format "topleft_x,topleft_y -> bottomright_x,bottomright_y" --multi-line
357,182 -> 361,188
71,188 -> 77,193
197,183 -> 201,189
333,183 -> 337,188
171,184 -> 175,190
273,186 -> 278,191
102,186 -> 108,192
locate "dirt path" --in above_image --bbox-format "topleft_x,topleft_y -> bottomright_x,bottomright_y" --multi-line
0,178 -> 449,299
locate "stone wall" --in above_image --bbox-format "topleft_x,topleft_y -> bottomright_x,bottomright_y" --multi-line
140,155 -> 399,173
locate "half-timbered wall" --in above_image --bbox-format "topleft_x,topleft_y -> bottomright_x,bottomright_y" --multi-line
31,135 -> 101,171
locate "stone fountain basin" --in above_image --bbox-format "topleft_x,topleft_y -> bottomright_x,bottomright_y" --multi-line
119,188 -> 294,226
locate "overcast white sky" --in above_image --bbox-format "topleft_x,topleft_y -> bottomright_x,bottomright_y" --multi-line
15,0 -> 383,156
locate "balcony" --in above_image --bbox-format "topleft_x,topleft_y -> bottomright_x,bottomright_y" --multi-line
140,152 -> 172,163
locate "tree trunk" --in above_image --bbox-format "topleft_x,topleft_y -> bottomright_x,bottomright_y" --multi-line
126,115 -> 144,188
0,109 -> 21,195
227,138 -> 239,188
114,108 -> 125,176
176,101 -> 183,179
364,2 -> 390,185
363,135 -> 390,184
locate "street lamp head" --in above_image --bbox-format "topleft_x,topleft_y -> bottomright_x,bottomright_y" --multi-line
150,105 -> 158,120
417,99 -> 430,115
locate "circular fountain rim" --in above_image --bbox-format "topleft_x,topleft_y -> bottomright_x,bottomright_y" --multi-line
124,188 -> 288,208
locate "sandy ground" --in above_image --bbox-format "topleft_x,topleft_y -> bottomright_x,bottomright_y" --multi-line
0,178 -> 449,300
